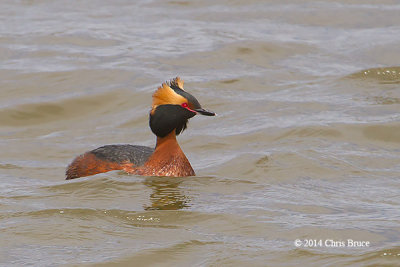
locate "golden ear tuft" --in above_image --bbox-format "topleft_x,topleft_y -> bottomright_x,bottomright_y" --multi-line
169,76 -> 184,90
152,80 -> 186,108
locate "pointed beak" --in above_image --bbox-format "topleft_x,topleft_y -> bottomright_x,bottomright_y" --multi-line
194,108 -> 216,116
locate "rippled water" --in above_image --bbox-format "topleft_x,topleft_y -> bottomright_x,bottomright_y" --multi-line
1,1 -> 400,266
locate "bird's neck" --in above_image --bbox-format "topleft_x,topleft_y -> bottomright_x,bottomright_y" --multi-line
141,131 -> 195,176
155,131 -> 179,148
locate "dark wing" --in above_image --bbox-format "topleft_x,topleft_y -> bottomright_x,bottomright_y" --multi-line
90,144 -> 154,166
66,145 -> 154,180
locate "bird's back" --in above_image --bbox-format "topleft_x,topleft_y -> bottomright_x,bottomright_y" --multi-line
91,145 -> 154,166
66,144 -> 154,179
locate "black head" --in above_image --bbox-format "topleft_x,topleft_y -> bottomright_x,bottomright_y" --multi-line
149,77 -> 215,138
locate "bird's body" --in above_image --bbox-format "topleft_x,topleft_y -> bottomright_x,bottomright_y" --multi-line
66,77 -> 214,180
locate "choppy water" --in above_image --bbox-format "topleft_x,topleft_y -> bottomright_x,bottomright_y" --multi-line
1,1 -> 400,266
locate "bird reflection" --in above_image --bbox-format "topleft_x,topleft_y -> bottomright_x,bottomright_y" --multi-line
143,177 -> 190,210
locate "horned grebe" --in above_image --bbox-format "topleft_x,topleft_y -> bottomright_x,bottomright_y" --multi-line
66,77 -> 215,179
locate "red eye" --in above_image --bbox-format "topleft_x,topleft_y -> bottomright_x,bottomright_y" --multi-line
181,102 -> 196,113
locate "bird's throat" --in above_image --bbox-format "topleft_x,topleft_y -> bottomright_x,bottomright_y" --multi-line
137,131 -> 195,176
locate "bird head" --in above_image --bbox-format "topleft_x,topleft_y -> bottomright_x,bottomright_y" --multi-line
149,77 -> 215,137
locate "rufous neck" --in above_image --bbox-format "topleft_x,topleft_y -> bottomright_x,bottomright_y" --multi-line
156,131 -> 178,148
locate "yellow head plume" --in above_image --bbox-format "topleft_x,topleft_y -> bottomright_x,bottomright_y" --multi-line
152,77 -> 187,110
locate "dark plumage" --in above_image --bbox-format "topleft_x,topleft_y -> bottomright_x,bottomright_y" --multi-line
149,104 -> 195,137
91,145 -> 154,166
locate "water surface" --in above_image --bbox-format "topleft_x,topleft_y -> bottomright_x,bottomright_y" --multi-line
1,1 -> 400,266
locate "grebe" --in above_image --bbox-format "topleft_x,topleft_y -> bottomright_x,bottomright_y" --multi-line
66,77 -> 215,179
